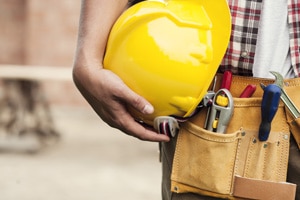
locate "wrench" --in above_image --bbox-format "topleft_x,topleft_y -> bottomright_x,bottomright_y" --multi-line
270,71 -> 300,119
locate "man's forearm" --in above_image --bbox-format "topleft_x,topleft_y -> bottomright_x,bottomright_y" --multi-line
75,0 -> 128,66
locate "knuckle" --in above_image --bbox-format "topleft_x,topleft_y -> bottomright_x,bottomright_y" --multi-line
131,95 -> 144,108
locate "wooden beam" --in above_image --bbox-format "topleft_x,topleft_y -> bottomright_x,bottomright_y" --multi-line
0,64 -> 72,81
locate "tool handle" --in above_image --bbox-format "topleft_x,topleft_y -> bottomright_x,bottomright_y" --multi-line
239,84 -> 256,98
206,89 -> 234,133
258,84 -> 281,141
221,71 -> 232,90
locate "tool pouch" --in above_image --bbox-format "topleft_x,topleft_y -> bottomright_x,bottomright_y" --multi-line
170,75 -> 298,199
283,81 -> 300,149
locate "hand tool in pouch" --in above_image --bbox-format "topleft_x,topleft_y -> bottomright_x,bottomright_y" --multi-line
205,71 -> 234,133
270,71 -> 300,119
259,82 -> 281,141
221,71 -> 232,90
206,89 -> 234,133
154,116 -> 179,137
239,84 -> 256,98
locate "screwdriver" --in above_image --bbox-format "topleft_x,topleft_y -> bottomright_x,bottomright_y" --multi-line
258,84 -> 281,141
216,71 -> 232,107
239,84 -> 256,98
221,71 -> 232,90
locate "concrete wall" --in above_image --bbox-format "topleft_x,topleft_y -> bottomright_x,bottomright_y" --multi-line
0,0 -> 86,106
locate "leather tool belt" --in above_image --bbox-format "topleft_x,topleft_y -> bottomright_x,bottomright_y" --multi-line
170,74 -> 299,199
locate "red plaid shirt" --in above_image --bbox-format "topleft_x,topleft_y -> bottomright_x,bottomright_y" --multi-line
219,0 -> 300,77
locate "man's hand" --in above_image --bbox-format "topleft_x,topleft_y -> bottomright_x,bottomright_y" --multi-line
72,64 -> 170,142
73,0 -> 169,142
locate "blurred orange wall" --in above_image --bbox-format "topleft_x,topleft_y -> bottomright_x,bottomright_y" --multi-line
0,0 -> 87,106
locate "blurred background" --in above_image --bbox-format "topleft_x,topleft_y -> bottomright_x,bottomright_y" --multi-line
0,1 -> 161,199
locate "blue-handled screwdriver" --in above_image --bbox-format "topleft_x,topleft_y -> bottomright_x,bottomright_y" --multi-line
258,83 -> 281,141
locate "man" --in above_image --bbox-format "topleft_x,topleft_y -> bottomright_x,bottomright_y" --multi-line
73,0 -> 300,199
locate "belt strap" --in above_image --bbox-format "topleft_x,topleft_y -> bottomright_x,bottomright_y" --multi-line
233,176 -> 297,200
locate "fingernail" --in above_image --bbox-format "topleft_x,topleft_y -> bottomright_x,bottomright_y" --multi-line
142,104 -> 154,114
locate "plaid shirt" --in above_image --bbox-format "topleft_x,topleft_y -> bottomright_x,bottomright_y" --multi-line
219,0 -> 300,77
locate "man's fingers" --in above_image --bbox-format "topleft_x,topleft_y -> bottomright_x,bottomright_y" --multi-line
117,84 -> 154,115
120,117 -> 170,142
74,68 -> 169,142
119,115 -> 170,142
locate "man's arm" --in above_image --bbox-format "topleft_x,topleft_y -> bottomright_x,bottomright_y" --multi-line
73,0 -> 169,142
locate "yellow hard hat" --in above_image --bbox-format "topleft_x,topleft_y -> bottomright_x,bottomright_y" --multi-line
104,0 -> 231,125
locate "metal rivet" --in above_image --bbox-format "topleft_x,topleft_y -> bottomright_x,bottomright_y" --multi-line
174,187 -> 178,191
241,131 -> 246,136
264,143 -> 268,148
284,135 -> 289,140
284,82 -> 289,86
252,138 -> 257,143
